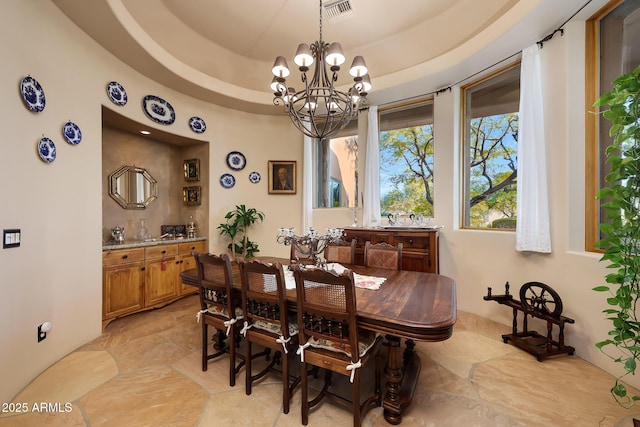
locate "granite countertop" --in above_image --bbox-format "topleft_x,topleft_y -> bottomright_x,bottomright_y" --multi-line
102,237 -> 206,251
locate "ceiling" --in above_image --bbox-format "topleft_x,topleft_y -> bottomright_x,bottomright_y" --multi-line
53,0 -> 592,115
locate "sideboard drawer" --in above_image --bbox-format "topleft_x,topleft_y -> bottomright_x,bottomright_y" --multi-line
178,240 -> 207,255
102,248 -> 145,266
145,244 -> 179,259
393,233 -> 430,251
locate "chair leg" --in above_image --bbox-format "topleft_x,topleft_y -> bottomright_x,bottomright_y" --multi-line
282,352 -> 290,414
301,361 -> 309,426
228,330 -> 236,387
201,323 -> 208,372
245,339 -> 253,395
352,371 -> 361,427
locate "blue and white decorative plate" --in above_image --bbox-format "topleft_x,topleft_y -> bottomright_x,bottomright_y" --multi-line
106,81 -> 127,106
20,76 -> 46,112
189,116 -> 206,133
226,151 -> 246,171
143,95 -> 175,125
220,173 -> 236,189
38,137 -> 56,163
62,121 -> 82,145
249,171 -> 261,184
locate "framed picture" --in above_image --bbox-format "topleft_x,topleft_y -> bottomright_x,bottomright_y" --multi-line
268,161 -> 296,194
184,158 -> 200,182
183,186 -> 201,206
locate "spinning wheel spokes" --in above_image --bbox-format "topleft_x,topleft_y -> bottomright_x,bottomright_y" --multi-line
519,281 -> 563,318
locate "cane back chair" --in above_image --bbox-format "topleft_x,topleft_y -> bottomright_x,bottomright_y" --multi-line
292,265 -> 382,427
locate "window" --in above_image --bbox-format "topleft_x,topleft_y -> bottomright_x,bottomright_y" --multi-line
586,0 -> 640,250
461,64 -> 520,229
378,100 -> 434,221
313,124 -> 358,208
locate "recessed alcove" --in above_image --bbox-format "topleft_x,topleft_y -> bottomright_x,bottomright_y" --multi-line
101,106 -> 209,243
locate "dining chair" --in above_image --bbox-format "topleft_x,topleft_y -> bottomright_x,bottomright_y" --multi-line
323,238 -> 356,265
236,258 -> 300,414
364,241 -> 403,270
195,252 -> 244,386
292,265 -> 382,427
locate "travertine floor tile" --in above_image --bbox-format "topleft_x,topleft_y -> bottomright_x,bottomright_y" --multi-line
8,301 -> 640,427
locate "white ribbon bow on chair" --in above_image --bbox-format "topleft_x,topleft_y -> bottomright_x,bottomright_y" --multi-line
196,309 -> 207,323
276,335 -> 291,354
296,342 -> 311,362
223,318 -> 237,336
346,359 -> 362,383
240,320 -> 252,337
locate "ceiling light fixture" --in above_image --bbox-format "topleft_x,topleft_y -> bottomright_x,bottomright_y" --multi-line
270,0 -> 371,140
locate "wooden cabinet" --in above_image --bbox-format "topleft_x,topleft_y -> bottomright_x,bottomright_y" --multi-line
343,228 -> 439,273
102,239 -> 207,326
102,248 -> 145,319
144,244 -> 179,307
178,240 -> 207,295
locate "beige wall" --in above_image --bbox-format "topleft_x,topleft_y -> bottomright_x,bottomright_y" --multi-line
0,0 -> 302,402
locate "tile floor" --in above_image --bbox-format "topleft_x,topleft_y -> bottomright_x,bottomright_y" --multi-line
2,294 -> 640,426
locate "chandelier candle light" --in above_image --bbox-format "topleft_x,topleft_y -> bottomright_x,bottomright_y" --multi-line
270,0 -> 371,140
277,227 -> 345,268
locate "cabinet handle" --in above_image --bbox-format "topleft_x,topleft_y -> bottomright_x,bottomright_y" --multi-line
141,267 -> 146,271
122,255 -> 128,259
408,239 -> 414,244
161,250 -> 167,254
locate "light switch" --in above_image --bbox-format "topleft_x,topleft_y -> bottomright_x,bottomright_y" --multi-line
3,229 -> 21,248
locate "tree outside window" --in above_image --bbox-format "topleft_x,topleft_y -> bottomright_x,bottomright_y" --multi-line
379,101 -> 434,220
463,64 -> 520,229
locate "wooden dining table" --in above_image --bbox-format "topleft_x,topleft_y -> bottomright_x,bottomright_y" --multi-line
181,258 -> 457,425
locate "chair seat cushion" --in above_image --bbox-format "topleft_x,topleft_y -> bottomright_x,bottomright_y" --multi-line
206,305 -> 243,320
251,314 -> 298,337
307,329 -> 378,358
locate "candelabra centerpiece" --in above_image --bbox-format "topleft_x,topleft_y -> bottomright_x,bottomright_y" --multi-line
276,227 -> 345,268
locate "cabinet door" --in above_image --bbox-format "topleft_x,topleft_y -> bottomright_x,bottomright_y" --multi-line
178,253 -> 199,295
145,257 -> 179,306
103,262 -> 144,320
178,240 -> 207,295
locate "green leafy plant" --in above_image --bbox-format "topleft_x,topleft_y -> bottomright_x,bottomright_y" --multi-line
592,65 -> 640,408
216,204 -> 265,258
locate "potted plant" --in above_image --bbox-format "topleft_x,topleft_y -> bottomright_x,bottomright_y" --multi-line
217,204 -> 265,258
593,64 -> 640,407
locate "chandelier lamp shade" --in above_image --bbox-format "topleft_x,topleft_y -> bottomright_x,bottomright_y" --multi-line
270,0 -> 371,140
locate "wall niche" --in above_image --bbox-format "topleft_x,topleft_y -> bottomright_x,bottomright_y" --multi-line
101,106 -> 209,244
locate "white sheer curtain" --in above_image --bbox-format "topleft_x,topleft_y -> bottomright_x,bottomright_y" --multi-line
362,106 -> 381,227
516,45 -> 551,253
302,135 -> 313,231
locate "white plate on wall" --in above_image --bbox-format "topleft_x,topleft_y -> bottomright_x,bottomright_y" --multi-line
106,81 -> 127,106
143,95 -> 175,125
20,76 -> 46,112
38,137 -> 56,163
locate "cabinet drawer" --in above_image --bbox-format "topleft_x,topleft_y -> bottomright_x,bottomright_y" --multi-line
343,230 -> 369,248
178,240 -> 207,255
370,233 -> 391,245
102,248 -> 145,266
393,233 -> 430,251
145,244 -> 179,259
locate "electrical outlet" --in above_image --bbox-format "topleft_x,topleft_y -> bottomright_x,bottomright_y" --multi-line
37,322 -> 51,342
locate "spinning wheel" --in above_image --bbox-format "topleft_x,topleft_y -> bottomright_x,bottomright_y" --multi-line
519,281 -> 563,318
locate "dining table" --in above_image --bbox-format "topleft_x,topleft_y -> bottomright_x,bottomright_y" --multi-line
181,258 -> 457,425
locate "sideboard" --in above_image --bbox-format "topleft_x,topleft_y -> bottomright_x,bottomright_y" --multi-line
343,227 -> 439,273
102,238 -> 207,328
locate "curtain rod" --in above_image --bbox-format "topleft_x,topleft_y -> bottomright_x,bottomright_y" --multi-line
379,0 -> 594,108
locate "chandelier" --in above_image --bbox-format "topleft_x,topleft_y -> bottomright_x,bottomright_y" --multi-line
270,0 -> 371,140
